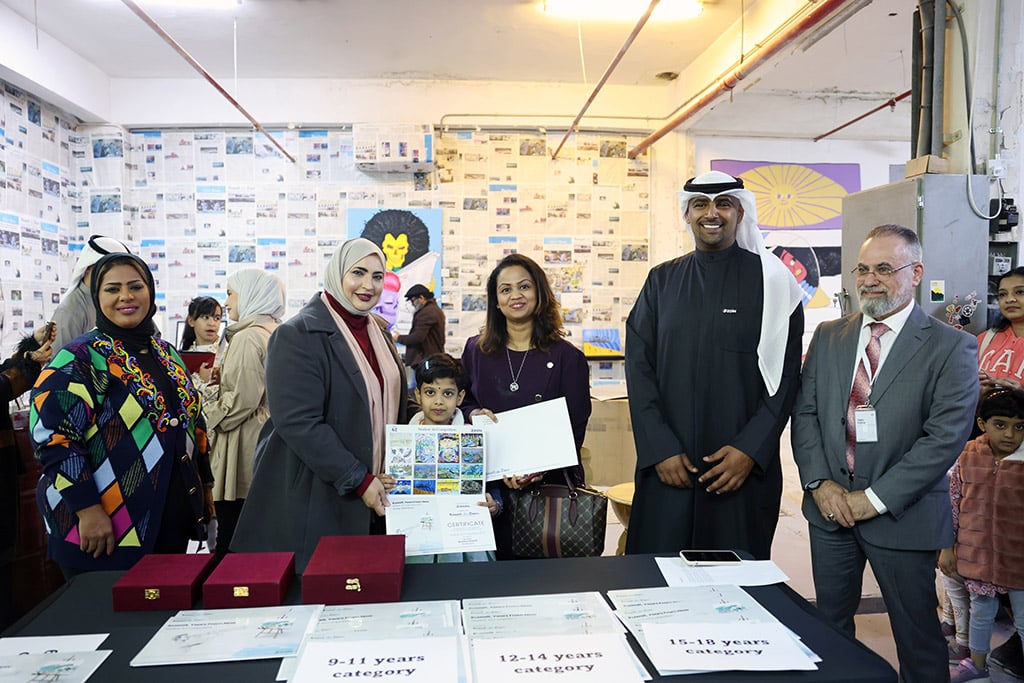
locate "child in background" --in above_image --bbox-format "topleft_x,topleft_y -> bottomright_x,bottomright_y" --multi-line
180,295 -> 225,551
181,296 -> 225,385
182,296 -> 224,353
940,387 -> 1024,683
405,353 -> 500,563
940,524 -> 972,663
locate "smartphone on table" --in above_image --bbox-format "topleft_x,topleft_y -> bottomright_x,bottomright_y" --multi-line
679,550 -> 742,566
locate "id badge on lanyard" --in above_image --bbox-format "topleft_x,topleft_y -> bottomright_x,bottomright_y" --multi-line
854,405 -> 878,442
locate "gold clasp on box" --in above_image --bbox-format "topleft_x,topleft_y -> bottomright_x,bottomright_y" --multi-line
144,588 -> 160,600
233,586 -> 250,598
345,578 -> 361,592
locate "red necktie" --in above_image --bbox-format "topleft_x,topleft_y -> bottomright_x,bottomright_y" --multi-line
845,322 -> 889,474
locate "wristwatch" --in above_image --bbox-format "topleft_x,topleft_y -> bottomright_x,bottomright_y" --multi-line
804,479 -> 825,491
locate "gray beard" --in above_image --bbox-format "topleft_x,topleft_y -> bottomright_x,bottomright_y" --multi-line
858,292 -> 902,319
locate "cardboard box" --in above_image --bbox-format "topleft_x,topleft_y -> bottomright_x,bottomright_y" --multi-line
112,554 -> 216,611
904,154 -> 950,178
302,536 -> 405,605
203,552 -> 295,609
584,398 -> 637,487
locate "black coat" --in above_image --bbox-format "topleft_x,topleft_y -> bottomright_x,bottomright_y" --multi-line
1,335 -> 43,563
232,296 -> 408,571
624,245 -> 803,559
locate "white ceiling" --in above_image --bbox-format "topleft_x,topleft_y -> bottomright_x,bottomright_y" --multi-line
0,0 -> 916,139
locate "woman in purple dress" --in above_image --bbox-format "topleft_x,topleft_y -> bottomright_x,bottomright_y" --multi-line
461,253 -> 591,559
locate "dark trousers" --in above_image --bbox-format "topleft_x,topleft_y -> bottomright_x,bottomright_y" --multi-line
809,524 -> 948,683
214,499 -> 244,558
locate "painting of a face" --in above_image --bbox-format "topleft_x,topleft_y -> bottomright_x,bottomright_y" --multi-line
382,233 -> 409,269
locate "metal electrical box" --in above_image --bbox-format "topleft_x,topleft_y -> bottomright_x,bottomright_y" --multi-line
840,174 -> 989,335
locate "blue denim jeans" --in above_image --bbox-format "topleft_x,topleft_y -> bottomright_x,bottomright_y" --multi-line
969,589 -> 1024,655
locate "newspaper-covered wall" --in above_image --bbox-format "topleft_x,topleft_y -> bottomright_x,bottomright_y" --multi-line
1,76 -> 652,356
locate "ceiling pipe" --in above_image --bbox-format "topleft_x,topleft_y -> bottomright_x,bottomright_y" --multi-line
550,0 -> 661,161
813,90 -> 912,142
911,7 -> 922,159
929,0 -> 945,158
119,0 -> 296,163
628,0 -> 848,159
916,1 -> 935,157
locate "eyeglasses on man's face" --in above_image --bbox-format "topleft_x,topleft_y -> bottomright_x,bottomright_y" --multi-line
851,262 -> 917,279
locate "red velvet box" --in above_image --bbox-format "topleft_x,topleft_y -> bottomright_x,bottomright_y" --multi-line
112,553 -> 217,611
302,535 -> 405,605
203,552 -> 295,609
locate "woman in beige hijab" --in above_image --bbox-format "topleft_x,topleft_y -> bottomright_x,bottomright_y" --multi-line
231,239 -> 408,570
202,268 -> 285,557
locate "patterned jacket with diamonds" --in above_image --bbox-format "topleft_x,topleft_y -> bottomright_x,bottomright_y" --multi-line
31,330 -> 212,570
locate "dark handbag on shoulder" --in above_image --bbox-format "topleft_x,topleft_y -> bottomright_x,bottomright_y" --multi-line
507,470 -> 608,558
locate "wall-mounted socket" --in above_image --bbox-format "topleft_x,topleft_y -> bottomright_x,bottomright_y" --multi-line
988,158 -> 1007,179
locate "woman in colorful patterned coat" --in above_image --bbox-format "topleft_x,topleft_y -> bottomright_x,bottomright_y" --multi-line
32,253 -> 213,576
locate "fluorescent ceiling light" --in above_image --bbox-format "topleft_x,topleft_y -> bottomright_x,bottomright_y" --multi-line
539,0 -> 702,22
132,0 -> 241,8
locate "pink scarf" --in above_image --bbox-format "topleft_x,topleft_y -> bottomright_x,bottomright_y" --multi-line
320,292 -> 402,474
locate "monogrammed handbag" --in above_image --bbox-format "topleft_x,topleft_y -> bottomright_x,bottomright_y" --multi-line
508,472 -> 608,558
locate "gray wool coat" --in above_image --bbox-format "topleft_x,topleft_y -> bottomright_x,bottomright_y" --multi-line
230,294 -> 408,571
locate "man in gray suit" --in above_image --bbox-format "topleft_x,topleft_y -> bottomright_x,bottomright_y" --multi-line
793,224 -> 978,683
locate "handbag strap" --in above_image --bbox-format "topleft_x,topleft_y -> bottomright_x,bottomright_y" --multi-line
522,471 -> 582,524
560,467 -> 578,494
559,469 -> 579,525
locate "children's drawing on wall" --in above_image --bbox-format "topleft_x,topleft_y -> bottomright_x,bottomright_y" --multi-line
711,160 -> 860,349
375,271 -> 402,328
945,291 -> 981,330
349,207 -> 442,332
769,243 -> 840,309
582,328 -> 622,357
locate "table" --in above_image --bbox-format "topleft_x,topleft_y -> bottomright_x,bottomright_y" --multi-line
4,554 -> 896,682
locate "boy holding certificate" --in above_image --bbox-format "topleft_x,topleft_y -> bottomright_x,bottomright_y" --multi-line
404,354 -> 500,563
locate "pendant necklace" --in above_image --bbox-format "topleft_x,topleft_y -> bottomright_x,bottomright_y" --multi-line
506,348 -> 529,392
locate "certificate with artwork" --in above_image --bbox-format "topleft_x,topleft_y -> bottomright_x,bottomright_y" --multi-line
130,605 -> 322,667
384,424 -> 495,557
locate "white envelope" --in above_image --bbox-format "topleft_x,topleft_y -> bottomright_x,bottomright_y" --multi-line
473,397 -> 578,480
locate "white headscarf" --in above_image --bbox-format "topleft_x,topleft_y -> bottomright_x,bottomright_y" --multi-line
677,171 -> 803,396
323,238 -> 387,316
69,234 -> 131,290
228,269 -> 286,321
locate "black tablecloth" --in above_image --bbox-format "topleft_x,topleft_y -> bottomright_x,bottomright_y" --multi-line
6,553 -> 897,682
